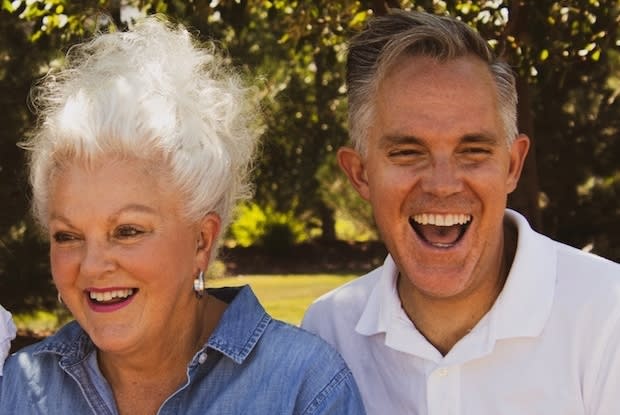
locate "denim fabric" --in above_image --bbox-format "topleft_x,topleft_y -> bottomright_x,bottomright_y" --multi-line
0,286 -> 365,415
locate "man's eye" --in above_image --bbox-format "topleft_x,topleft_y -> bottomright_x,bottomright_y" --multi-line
389,149 -> 423,157
463,147 -> 491,155
115,226 -> 143,238
52,232 -> 78,243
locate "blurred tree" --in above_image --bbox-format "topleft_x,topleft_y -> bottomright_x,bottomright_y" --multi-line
0,0 -> 618,312
0,6 -> 57,311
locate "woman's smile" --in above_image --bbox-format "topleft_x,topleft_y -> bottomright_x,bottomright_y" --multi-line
86,288 -> 137,312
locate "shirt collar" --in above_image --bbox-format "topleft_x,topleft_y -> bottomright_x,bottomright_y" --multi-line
33,285 -> 271,367
32,321 -> 94,366
353,209 -> 557,356
355,255 -> 400,338
355,255 -> 441,358
491,209 -> 556,339
205,285 -> 271,364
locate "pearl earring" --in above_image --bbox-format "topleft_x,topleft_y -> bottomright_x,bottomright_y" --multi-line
193,270 -> 205,299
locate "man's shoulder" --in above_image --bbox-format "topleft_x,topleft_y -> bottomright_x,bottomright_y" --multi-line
554,241 -> 620,302
301,264 -> 385,340
509,209 -> 619,290
555,240 -> 619,275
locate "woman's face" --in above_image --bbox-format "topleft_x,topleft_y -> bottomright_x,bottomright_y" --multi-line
47,158 -> 219,355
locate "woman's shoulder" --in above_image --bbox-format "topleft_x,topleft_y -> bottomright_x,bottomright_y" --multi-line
255,318 -> 353,386
253,319 -> 363,413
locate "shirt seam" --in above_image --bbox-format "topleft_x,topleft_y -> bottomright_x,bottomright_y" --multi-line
301,366 -> 353,415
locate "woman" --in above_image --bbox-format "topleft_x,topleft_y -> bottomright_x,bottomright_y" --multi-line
0,305 -> 15,376
0,17 -> 365,414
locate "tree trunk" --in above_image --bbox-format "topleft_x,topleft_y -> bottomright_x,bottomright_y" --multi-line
503,1 -> 542,230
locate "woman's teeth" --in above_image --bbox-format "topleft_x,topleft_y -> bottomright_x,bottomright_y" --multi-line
89,288 -> 134,302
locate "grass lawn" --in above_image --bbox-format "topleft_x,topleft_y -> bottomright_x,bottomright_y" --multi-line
209,274 -> 356,326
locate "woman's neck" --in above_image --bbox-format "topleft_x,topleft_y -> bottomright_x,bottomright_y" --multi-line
97,293 -> 228,415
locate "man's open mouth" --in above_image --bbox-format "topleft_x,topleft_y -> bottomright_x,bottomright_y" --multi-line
409,213 -> 472,248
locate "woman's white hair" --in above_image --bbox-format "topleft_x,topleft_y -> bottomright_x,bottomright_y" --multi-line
23,15 -> 260,253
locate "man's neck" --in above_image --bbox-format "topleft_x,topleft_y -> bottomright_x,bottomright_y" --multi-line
398,220 -> 518,356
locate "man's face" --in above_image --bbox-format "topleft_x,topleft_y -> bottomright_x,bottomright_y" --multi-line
339,55 -> 529,302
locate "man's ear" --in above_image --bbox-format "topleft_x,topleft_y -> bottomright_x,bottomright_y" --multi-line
337,147 -> 370,201
195,213 -> 221,269
506,134 -> 530,193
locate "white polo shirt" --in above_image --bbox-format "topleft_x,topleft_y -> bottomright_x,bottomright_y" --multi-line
0,305 -> 15,376
302,210 -> 620,415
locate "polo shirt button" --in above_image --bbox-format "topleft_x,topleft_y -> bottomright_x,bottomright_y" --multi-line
198,353 -> 208,364
437,368 -> 448,377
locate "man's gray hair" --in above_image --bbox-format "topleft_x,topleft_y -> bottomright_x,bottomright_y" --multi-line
346,9 -> 518,155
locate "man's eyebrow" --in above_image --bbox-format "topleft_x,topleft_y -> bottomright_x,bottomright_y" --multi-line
461,133 -> 501,145
378,134 -> 425,148
378,132 -> 501,148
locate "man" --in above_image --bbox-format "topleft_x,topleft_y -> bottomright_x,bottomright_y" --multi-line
302,9 -> 620,414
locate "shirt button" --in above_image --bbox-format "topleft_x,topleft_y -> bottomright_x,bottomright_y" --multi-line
198,352 -> 208,364
437,368 -> 448,377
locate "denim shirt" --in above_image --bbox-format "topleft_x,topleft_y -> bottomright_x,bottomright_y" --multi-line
0,286 -> 365,414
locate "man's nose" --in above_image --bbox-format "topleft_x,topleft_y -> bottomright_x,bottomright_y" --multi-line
420,157 -> 463,197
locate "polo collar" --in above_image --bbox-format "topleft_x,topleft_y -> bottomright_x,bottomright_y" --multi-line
491,209 -> 556,339
353,209 -> 557,360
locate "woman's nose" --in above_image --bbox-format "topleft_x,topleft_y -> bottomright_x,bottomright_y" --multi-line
80,239 -> 116,278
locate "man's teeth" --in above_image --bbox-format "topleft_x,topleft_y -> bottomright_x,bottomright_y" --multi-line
412,213 -> 471,226
89,289 -> 134,302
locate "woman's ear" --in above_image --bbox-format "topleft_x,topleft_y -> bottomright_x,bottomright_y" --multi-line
196,213 -> 221,269
337,146 -> 370,201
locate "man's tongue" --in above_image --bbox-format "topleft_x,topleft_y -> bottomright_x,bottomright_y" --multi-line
417,224 -> 462,246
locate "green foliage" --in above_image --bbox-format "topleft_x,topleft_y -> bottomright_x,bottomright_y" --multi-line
228,203 -> 268,247
206,259 -> 228,279
1,0 -> 619,314
228,203 -> 313,249
335,212 -> 377,242
316,152 -> 377,241
13,307 -> 72,335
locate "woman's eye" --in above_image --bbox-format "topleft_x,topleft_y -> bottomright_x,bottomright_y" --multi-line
115,226 -> 143,238
52,232 -> 78,243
